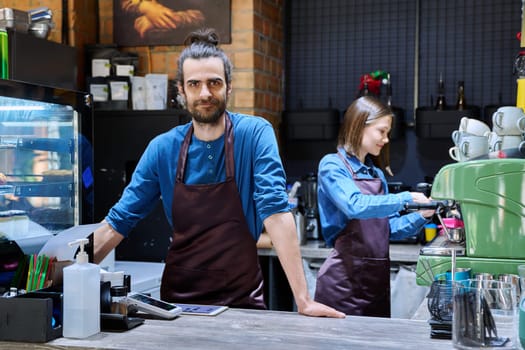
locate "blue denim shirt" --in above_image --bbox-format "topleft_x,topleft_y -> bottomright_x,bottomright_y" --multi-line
105,111 -> 289,240
317,148 -> 429,247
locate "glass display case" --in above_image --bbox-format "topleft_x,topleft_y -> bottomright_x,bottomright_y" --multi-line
0,79 -> 94,254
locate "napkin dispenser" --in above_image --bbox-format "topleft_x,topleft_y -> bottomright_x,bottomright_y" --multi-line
0,287 -> 63,342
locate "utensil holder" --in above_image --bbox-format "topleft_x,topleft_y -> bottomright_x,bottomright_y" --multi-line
452,279 -> 517,349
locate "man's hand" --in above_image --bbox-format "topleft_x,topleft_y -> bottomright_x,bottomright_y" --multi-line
264,212 -> 345,319
297,298 -> 346,318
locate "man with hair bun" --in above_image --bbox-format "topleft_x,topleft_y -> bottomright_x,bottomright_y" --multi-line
93,28 -> 344,318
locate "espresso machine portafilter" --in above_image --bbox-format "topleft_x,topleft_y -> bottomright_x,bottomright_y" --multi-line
405,200 -> 464,243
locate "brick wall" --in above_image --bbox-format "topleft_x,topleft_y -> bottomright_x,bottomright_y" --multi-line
7,0 -> 284,129
97,0 -> 284,128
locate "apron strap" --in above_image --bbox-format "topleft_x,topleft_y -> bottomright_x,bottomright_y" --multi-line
176,114 -> 235,183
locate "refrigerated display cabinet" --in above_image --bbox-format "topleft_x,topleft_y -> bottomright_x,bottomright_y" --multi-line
0,79 -> 93,254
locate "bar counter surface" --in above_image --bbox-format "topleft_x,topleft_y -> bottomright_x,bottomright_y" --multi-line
258,239 -> 422,262
0,308 -> 450,350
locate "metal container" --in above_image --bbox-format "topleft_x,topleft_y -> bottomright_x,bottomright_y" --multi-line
294,209 -> 307,246
28,22 -> 50,39
0,8 -> 30,33
445,227 -> 465,243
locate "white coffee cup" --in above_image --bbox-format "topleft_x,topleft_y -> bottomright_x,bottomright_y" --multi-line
492,135 -> 524,151
451,130 -> 471,146
520,140 -> 525,154
449,134 -> 489,162
518,116 -> 525,133
449,146 -> 466,162
492,106 -> 525,135
485,131 -> 501,152
459,117 -> 490,136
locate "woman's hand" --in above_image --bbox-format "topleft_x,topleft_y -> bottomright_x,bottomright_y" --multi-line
409,191 -> 431,204
409,192 -> 435,218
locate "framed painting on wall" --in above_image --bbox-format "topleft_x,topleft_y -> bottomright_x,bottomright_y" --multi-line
113,0 -> 232,47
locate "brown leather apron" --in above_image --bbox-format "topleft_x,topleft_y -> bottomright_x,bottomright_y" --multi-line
160,114 -> 266,309
314,152 -> 390,317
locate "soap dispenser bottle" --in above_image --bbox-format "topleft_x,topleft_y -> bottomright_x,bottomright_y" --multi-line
62,238 -> 100,338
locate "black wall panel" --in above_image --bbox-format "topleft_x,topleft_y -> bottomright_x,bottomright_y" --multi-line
285,0 -> 521,122
285,0 -> 416,120
418,0 -> 520,115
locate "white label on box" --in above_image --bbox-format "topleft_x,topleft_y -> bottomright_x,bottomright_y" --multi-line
92,59 -> 111,77
110,81 -> 129,101
90,84 -> 109,101
116,65 -> 134,77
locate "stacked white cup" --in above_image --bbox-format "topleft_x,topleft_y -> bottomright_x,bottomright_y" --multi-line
449,117 -> 490,162
488,106 -> 525,152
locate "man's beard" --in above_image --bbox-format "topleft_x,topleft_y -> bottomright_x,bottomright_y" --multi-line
189,98 -> 227,125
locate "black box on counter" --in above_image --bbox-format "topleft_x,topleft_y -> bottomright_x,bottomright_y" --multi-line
0,289 -> 63,342
415,106 -> 480,138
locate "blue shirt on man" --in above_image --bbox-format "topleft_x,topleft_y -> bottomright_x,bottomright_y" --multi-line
105,111 -> 289,241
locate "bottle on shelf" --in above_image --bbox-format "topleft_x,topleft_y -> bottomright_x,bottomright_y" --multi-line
0,29 -> 8,79
456,81 -> 466,110
435,74 -> 447,111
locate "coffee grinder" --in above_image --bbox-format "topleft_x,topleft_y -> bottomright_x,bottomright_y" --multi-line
416,158 -> 525,285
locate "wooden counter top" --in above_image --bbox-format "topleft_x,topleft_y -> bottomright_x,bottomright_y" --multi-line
0,308 -> 450,350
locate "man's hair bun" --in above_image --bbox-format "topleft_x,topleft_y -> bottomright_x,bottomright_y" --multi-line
184,28 -> 220,47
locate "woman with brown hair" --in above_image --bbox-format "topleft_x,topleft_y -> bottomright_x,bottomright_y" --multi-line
314,96 -> 434,317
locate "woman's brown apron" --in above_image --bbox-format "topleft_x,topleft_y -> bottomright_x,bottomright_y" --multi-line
160,114 -> 266,309
314,153 -> 390,317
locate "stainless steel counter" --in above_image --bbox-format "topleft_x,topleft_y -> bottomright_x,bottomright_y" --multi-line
0,308 -> 450,350
258,240 -> 422,263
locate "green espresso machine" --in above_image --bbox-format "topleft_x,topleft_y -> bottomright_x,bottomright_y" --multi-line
416,158 -> 525,285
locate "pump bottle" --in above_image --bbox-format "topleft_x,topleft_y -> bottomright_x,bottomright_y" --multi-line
62,238 -> 100,338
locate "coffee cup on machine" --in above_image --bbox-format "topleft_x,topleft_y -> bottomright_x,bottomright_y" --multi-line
519,140 -> 525,154
449,134 -> 489,162
519,116 -> 525,133
485,131 -> 501,152
492,106 -> 525,135
458,117 -> 490,136
449,145 -> 465,162
491,134 -> 524,151
451,129 -> 471,146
